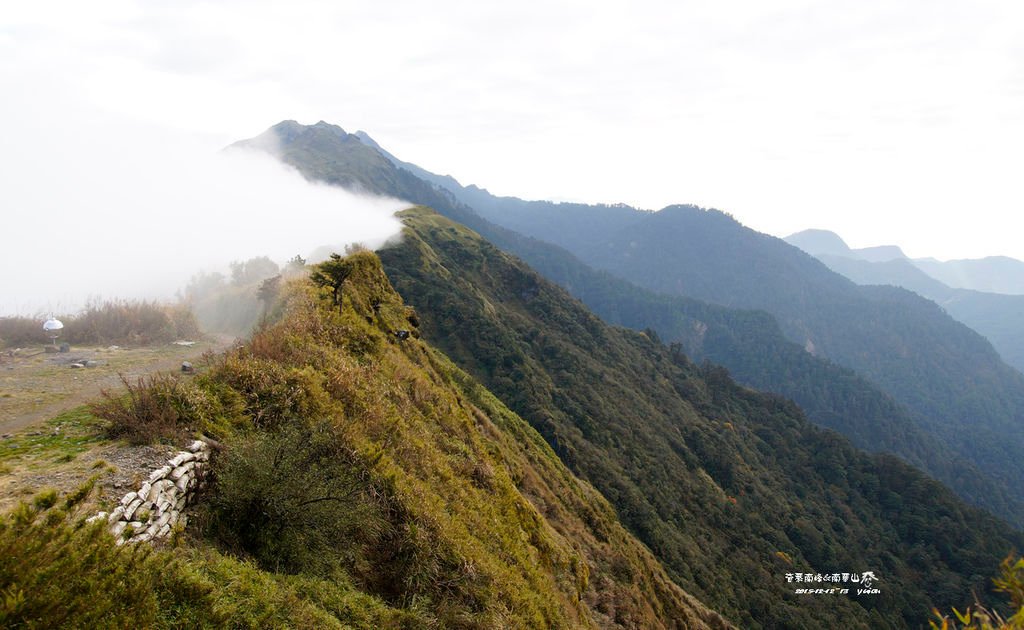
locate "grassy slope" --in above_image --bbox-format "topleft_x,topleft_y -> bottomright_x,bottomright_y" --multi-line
377,207 -> 1024,630
2,251 -> 729,629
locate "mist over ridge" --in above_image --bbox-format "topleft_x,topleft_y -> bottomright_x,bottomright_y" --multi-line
0,110 -> 407,315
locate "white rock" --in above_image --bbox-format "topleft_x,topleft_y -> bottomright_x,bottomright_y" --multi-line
187,440 -> 206,453
120,492 -> 138,507
174,497 -> 186,510
156,511 -> 172,528
158,524 -> 171,538
87,512 -> 107,523
123,499 -> 143,521
134,532 -> 151,543
127,520 -> 143,531
146,521 -> 161,537
148,465 -> 172,483
169,452 -> 196,467
138,481 -> 152,499
107,506 -> 125,523
170,462 -> 195,480
110,521 -> 127,537
174,476 -> 190,492
193,450 -> 209,462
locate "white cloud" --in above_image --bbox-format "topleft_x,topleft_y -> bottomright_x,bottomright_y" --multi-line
0,65 -> 405,314
2,0 -> 1023,263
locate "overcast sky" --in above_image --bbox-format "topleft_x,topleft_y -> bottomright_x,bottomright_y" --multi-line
3,0 -> 1023,268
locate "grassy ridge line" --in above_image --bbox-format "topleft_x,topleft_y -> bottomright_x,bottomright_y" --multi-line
2,251 -> 731,628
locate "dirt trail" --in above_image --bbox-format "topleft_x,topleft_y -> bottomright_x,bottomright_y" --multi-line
0,337 -> 236,435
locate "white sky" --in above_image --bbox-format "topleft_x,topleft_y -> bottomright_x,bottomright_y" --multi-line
3,0 -> 1023,268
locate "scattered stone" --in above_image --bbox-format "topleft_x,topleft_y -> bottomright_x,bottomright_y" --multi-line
170,462 -> 195,480
97,441 -> 212,545
175,476 -> 190,493
148,465 -> 172,484
123,499 -> 144,520
168,452 -> 195,467
181,361 -> 194,374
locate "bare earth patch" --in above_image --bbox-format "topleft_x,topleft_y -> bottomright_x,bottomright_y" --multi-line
0,339 -> 232,435
0,338 -> 233,512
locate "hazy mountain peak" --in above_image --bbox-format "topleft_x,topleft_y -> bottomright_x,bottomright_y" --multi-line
312,120 -> 347,135
353,130 -> 381,149
855,244 -> 907,262
784,229 -> 852,257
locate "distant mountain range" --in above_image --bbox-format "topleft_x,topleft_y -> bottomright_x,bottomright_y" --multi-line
785,229 -> 1024,373
229,119 -> 1024,626
786,228 -> 1024,294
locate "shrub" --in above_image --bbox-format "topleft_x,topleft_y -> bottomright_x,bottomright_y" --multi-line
0,317 -> 47,347
72,300 -> 201,345
204,420 -> 380,576
0,483 -> 220,628
0,300 -> 201,348
91,373 -> 242,444
212,353 -> 330,429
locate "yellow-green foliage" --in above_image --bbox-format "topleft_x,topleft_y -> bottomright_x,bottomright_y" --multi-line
931,555 -> 1024,630
0,485 -> 422,629
200,251 -> 727,628
91,372 -> 245,445
0,482 -> 218,629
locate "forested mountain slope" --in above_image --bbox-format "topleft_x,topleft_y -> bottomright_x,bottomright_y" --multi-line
378,166 -> 1024,518
785,230 -> 1024,373
377,207 -> 1024,629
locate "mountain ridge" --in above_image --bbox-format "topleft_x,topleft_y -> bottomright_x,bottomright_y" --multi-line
785,231 -> 1024,372
377,206 -> 1024,628
233,120 -> 1024,525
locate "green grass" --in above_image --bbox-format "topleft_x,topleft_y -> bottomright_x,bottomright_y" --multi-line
0,408 -> 105,465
